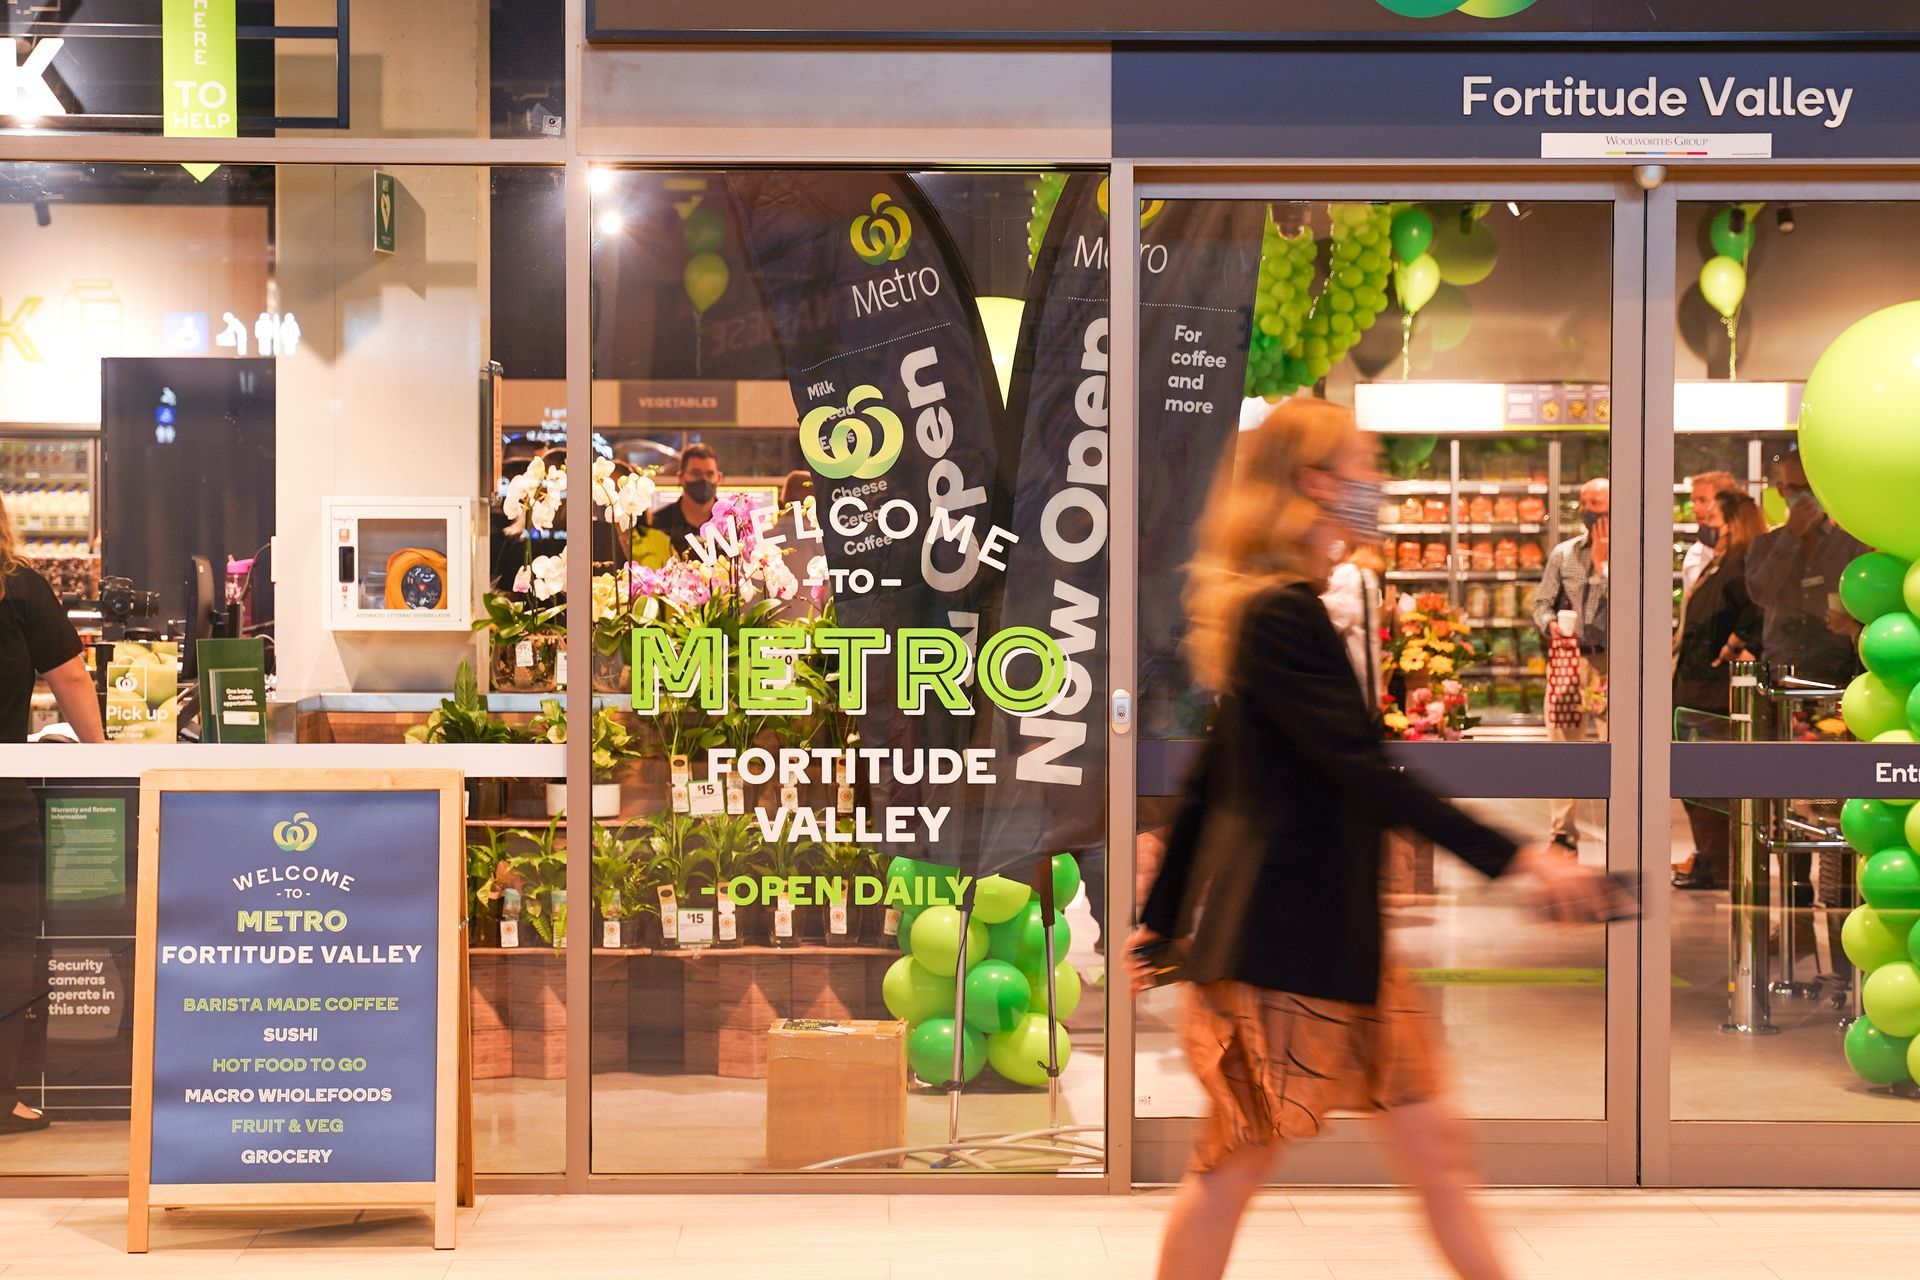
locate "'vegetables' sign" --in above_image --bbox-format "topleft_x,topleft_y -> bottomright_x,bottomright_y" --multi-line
130,770 -> 460,1252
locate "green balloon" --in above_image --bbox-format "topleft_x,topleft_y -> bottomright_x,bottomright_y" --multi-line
987,901 -> 1071,970
683,251 -> 730,313
911,907 -> 988,977
1841,552 -> 1912,623
1761,486 -> 1789,527
1863,613 -> 1920,686
1902,559 -> 1920,623
1863,847 -> 1920,911
683,205 -> 727,254
1845,798 -> 1910,858
1863,961 -> 1920,1037
883,956 -> 955,1024
1430,217 -> 1498,286
1843,906 -> 1915,974
1909,1034 -> 1920,1087
1051,853 -> 1083,908
1905,803 -> 1920,857
1394,254 -> 1441,316
963,961 -> 1032,1034
1389,207 -> 1435,263
1420,283 -> 1474,354
908,1017 -> 985,1085
1799,302 -> 1920,561
1707,206 -> 1757,264
972,874 -> 1032,925
896,907 -> 922,954
1022,957 -> 1083,1019
1843,673 -> 1914,741
986,1013 -> 1071,1087
1843,1016 -> 1914,1085
1698,255 -> 1746,320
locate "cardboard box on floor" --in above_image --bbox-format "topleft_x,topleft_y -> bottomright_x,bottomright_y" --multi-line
765,1019 -> 906,1170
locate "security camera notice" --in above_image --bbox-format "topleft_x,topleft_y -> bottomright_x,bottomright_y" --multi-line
147,790 -> 442,1185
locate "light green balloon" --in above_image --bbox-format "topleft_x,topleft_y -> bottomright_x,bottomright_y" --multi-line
910,906 -> 988,977
1863,961 -> 1920,1037
1699,255 -> 1746,320
683,251 -> 729,313
1430,217 -> 1498,285
986,1014 -> 1071,1088
1843,906 -> 1914,974
1843,673 -> 1913,742
972,874 -> 1032,925
1799,302 -> 1920,560
1394,254 -> 1441,316
882,956 -> 955,1024
1420,283 -> 1474,353
1022,957 -> 1083,1019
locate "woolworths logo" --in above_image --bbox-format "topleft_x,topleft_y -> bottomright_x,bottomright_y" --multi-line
273,812 -> 319,853
850,194 -> 911,266
1374,0 -> 1540,15
800,386 -> 905,480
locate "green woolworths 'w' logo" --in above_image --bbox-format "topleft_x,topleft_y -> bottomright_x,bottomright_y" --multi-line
800,386 -> 905,480
1374,0 -> 1540,16
274,812 -> 318,852
850,194 -> 912,266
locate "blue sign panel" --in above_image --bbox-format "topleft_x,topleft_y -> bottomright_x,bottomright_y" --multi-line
1115,50 -> 1920,160
149,789 -> 441,1185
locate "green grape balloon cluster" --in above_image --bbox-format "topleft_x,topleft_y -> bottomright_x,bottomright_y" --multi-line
1834,550 -> 1920,1086
1243,214 -> 1317,397
1028,173 -> 1069,269
880,854 -> 1085,1089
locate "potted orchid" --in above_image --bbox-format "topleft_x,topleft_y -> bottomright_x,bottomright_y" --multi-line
590,461 -> 661,693
481,455 -> 568,691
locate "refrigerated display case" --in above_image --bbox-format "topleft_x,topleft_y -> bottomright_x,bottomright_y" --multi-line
0,433 -> 99,604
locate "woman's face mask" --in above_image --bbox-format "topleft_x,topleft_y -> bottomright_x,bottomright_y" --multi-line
1322,475 -> 1385,542
1698,523 -> 1721,549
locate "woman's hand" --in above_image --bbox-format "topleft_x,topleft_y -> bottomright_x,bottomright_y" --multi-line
1127,925 -> 1167,996
1508,846 -> 1632,924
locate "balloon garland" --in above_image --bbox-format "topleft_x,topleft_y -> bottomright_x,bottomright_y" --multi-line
881,854 -> 1085,1089
1028,172 -> 1070,269
1698,202 -> 1764,380
1243,210 -> 1318,397
1801,304 -> 1920,1089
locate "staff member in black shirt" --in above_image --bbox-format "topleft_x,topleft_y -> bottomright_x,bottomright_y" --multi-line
1132,399 -> 1617,1280
0,499 -> 104,1134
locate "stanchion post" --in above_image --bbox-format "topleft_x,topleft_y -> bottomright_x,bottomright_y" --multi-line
1724,660 -> 1778,1035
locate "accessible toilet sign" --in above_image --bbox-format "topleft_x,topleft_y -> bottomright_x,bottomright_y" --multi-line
130,770 -> 462,1252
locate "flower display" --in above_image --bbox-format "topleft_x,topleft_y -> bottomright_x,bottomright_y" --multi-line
505,455 -> 567,533
1381,592 -> 1480,741
591,459 -> 657,532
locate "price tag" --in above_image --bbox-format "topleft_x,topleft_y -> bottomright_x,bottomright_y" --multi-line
725,776 -> 746,815
883,907 -> 901,938
835,784 -> 856,814
554,648 -> 568,687
774,899 -> 794,939
670,754 -> 691,785
835,754 -> 851,784
717,900 -> 737,942
677,907 -> 713,946
602,919 -> 622,949
670,782 -> 690,813
658,886 -> 678,943
515,640 -> 533,670
500,919 -> 520,949
829,903 -> 849,936
779,783 -> 800,810
687,778 -> 724,816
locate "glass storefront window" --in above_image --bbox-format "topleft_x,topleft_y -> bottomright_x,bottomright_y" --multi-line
586,168 -> 1110,1174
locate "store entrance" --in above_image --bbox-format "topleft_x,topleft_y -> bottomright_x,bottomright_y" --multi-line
1123,175 -> 1645,1187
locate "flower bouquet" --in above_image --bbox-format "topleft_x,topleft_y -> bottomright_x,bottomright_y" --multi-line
1381,592 -> 1481,741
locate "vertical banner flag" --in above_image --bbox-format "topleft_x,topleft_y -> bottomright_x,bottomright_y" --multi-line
162,0 -> 238,138
1135,200 -> 1267,736
727,172 -> 1016,866
973,174 -> 1112,874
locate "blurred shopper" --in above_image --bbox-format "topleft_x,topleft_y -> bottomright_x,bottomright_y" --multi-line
1321,541 -> 1387,719
648,443 -> 724,553
1672,488 -> 1767,890
1132,399 -> 1620,1280
1681,470 -> 1740,594
1745,446 -> 1867,688
1531,477 -> 1610,852
0,497 -> 105,1135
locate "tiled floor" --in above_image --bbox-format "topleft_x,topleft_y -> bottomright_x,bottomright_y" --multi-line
2,1188 -> 1913,1278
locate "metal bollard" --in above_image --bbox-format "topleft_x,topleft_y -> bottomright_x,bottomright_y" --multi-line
1724,660 -> 1778,1035
1764,664 -> 1815,1000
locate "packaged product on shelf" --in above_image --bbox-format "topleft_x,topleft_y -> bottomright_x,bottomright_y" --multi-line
1422,497 -> 1449,523
1470,540 -> 1494,572
1400,497 -> 1425,524
1489,627 -> 1518,665
1468,495 -> 1495,523
1492,583 -> 1521,619
1377,499 -> 1402,527
1397,540 -> 1424,571
1421,541 -> 1447,569
1493,538 -> 1518,571
1464,583 -> 1492,619
1518,540 -> 1545,570
1518,495 -> 1548,522
1493,495 -> 1520,523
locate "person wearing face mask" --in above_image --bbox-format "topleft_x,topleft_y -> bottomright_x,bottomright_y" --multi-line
1681,471 -> 1739,595
647,442 -> 724,554
1530,477 -> 1610,853
1131,398 -> 1623,1280
1744,447 -> 1867,689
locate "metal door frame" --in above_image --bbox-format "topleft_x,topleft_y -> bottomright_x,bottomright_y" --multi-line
1120,167 -> 1647,1188
1647,173 -> 1920,1189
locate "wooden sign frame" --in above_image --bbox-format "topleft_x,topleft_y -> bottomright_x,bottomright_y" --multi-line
129,769 -> 462,1252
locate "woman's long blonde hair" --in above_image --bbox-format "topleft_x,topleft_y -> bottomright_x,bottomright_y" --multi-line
1185,397 -> 1360,691
0,497 -> 21,599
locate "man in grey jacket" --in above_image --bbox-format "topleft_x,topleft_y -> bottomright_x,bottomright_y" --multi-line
1531,478 -> 1610,852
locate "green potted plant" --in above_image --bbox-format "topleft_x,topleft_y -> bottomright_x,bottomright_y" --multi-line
817,840 -> 878,947
590,817 -> 654,949
406,660 -> 520,817
642,808 -> 705,948
529,699 -> 644,818
476,590 -> 565,693
761,832 -> 823,947
465,825 -> 510,947
503,816 -> 568,952
698,813 -> 765,948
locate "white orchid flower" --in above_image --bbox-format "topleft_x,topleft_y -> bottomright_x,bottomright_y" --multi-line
592,457 -> 616,486
531,550 -> 567,600
804,555 -> 828,585
531,493 -> 562,531
512,564 -> 531,594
